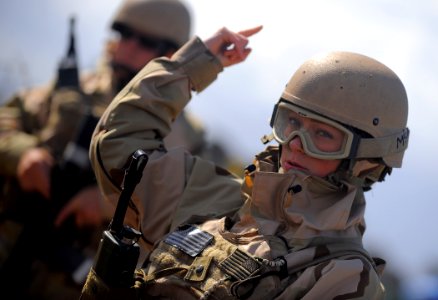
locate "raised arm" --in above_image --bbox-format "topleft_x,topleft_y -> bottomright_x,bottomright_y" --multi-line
90,26 -> 262,187
89,27 -> 262,244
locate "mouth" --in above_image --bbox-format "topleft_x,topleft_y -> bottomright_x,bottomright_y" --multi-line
283,160 -> 308,172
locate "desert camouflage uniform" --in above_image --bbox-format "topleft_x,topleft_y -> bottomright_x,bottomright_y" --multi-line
81,37 -> 386,299
0,63 -> 115,298
0,56 -> 208,298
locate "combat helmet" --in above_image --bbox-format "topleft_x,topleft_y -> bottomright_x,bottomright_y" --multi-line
265,51 -> 409,183
111,0 -> 191,49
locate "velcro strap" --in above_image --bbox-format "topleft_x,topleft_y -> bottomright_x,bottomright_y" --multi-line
356,128 -> 409,158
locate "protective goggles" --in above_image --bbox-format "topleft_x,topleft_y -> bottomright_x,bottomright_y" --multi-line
270,100 -> 357,159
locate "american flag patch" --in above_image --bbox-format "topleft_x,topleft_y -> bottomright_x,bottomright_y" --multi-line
219,249 -> 261,280
164,225 -> 214,257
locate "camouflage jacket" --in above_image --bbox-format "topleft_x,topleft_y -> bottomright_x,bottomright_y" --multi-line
84,37 -> 385,299
0,66 -> 112,177
0,59 -> 205,200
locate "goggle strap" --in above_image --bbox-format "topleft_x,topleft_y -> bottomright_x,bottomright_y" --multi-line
355,128 -> 409,158
269,103 -> 279,128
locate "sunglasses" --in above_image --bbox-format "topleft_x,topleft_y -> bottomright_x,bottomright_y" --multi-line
112,23 -> 178,52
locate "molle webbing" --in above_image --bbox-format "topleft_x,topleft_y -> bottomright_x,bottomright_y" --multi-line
142,224 -> 275,299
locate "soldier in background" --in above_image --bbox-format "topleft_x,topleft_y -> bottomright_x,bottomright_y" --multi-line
0,0 -> 217,298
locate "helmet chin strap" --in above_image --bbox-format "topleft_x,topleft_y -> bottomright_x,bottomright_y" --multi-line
333,158 -> 392,191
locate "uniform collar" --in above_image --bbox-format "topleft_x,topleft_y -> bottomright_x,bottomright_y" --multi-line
236,147 -> 366,251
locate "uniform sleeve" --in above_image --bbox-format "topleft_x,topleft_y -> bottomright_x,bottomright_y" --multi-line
90,37 -> 223,179
297,258 -> 385,299
89,37 -> 236,247
0,86 -> 87,176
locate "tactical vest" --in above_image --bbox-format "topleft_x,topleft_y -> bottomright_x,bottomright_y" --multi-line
137,217 -> 380,300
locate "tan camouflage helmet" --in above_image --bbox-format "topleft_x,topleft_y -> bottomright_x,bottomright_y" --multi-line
272,51 -> 409,168
111,0 -> 191,48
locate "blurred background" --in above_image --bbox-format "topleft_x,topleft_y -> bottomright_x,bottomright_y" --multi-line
1,0 -> 437,298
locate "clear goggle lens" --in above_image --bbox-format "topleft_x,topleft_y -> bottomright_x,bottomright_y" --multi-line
272,102 -> 355,159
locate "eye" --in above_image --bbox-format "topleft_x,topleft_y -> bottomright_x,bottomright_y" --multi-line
288,116 -> 301,128
316,129 -> 334,139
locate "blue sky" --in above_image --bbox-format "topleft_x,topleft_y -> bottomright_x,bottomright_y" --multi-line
1,0 -> 438,294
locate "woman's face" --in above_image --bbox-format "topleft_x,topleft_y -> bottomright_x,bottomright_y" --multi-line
279,110 -> 343,177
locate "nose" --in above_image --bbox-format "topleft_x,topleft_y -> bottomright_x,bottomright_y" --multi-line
288,136 -> 304,153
